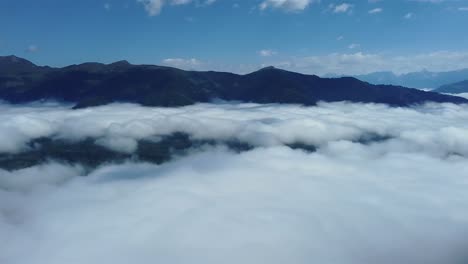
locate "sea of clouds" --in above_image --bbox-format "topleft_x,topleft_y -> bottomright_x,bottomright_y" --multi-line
1,101 -> 468,264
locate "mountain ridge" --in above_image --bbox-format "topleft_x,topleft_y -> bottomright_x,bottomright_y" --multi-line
338,68 -> 468,89
0,55 -> 467,108
435,80 -> 468,94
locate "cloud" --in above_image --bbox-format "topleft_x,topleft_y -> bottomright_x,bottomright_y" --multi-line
259,0 -> 317,12
458,7 -> 468,11
258,49 -> 278,57
455,93 -> 468,99
26,45 -> 38,53
162,58 -> 202,69
348,43 -> 360,49
2,101 -> 468,264
368,7 -> 383,14
104,3 -> 111,10
95,136 -> 138,153
137,0 -> 165,15
171,0 -> 192,5
409,0 -> 446,3
404,12 -> 414,19
137,0 -> 211,15
0,163 -> 83,191
2,101 -> 468,160
332,3 -> 353,13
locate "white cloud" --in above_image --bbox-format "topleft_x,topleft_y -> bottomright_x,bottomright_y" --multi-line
409,0 -> 446,3
137,0 -> 164,15
258,49 -> 278,57
455,93 -> 468,99
409,0 -> 463,3
458,7 -> 468,11
404,12 -> 414,19
348,43 -> 360,49
2,101 -> 468,159
171,0 -> 192,5
95,136 -> 138,153
0,163 -> 83,191
368,7 -> 383,14
337,35 -> 344,41
259,0 -> 317,11
184,16 -> 195,22
26,45 -> 38,53
137,0 -> 199,15
332,3 -> 353,13
2,101 -> 468,264
104,3 -> 111,10
162,58 -> 202,69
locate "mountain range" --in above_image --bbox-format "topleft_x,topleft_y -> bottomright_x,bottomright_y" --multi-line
341,69 -> 468,89
1,55 -> 467,108
434,80 -> 468,94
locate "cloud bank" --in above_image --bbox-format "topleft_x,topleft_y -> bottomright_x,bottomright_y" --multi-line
1,101 -> 468,264
2,101 -> 468,158
162,57 -> 202,69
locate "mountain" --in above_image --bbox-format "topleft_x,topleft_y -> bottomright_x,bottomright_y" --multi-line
0,55 -> 44,74
0,55 -> 467,108
0,133 -> 254,171
434,80 -> 468,94
349,69 -> 468,89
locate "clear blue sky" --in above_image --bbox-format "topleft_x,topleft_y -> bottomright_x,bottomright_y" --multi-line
1,0 -> 468,75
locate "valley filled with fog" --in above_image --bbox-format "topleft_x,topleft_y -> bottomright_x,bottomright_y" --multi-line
1,101 -> 468,264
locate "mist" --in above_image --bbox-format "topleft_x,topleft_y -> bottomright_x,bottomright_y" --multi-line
1,101 -> 468,264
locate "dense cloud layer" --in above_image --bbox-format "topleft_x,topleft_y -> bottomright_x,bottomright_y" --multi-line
2,101 -> 468,158
1,101 -> 468,264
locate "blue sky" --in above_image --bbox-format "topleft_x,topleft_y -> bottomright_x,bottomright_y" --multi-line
1,0 -> 468,75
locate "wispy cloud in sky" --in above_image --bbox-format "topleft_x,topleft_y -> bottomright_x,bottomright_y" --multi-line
368,7 -> 383,14
404,12 -> 414,18
331,3 -> 353,13
259,0 -> 318,11
258,49 -> 278,57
